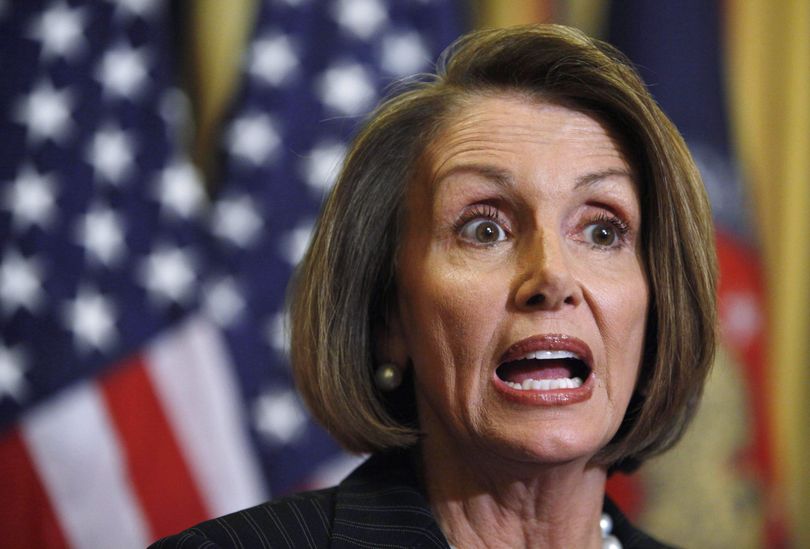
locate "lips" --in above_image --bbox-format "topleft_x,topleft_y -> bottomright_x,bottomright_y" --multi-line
493,335 -> 594,405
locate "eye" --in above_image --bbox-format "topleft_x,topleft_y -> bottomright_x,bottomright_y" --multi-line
582,216 -> 628,248
459,218 -> 507,244
584,222 -> 617,247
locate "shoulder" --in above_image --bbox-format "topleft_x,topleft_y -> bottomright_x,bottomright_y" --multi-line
149,488 -> 336,549
151,450 -> 449,549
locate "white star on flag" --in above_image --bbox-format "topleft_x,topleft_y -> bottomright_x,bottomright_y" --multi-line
265,311 -> 290,356
253,388 -> 307,445
75,204 -> 126,267
27,1 -> 87,62
63,286 -> 118,353
0,249 -> 45,316
381,31 -> 430,76
279,219 -> 314,266
226,113 -> 281,167
332,0 -> 387,40
301,141 -> 346,194
249,33 -> 299,87
211,194 -> 264,248
722,291 -> 763,348
3,165 -> 58,231
317,62 -> 376,116
154,160 -> 205,219
96,42 -> 150,100
86,124 -> 136,184
106,0 -> 159,20
0,343 -> 27,403
203,276 -> 246,327
158,87 -> 191,127
138,245 -> 197,305
15,80 -> 73,144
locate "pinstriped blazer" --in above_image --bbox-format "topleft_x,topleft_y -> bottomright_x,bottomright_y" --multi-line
149,449 -> 673,548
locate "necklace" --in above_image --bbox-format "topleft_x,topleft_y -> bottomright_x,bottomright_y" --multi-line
601,512 -> 623,549
447,512 -> 623,548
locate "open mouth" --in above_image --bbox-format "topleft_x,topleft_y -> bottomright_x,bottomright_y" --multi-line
496,350 -> 591,391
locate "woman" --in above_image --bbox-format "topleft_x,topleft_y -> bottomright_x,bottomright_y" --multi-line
153,24 -> 716,549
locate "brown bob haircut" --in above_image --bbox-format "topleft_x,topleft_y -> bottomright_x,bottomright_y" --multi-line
290,24 -> 717,473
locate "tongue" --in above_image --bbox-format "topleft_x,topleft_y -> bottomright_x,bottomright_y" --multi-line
499,359 -> 573,383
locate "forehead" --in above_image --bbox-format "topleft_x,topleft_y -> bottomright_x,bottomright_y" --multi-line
437,94 -> 624,163
415,93 -> 635,197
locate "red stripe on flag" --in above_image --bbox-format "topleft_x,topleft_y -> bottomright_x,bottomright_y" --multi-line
606,472 -> 644,520
715,232 -> 788,545
0,427 -> 68,549
716,232 -> 773,480
100,354 -> 210,540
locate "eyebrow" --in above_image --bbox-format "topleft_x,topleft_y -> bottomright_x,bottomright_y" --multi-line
434,163 -> 516,190
574,168 -> 634,189
436,164 -> 633,192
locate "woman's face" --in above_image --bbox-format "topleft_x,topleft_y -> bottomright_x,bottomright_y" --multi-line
388,95 -> 649,468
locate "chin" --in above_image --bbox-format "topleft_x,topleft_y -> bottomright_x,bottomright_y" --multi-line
468,419 -> 615,472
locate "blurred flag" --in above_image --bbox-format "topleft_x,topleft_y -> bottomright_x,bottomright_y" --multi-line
0,0 -> 462,547
0,2 -> 267,546
605,1 -> 786,547
208,0 -> 463,495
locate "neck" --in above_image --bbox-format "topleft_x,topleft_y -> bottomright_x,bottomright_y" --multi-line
419,439 -> 608,549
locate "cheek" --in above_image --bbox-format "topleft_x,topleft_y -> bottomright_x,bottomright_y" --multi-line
401,277 -> 484,361
398,263 -> 504,385
597,272 -> 649,393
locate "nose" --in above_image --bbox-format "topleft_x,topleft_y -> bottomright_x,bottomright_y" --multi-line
514,232 -> 582,311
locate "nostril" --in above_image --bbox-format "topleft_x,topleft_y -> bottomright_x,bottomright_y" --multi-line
564,295 -> 576,305
526,293 -> 545,306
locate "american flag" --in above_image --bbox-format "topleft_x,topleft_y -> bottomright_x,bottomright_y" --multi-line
0,0 -> 462,547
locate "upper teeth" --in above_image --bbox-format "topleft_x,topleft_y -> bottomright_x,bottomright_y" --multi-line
517,350 -> 579,361
505,377 -> 584,391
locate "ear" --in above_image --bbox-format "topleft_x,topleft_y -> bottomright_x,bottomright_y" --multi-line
373,300 -> 409,367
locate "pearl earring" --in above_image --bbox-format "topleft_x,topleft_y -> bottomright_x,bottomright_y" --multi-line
374,363 -> 402,391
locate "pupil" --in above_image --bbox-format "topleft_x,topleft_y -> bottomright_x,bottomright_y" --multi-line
477,222 -> 497,242
596,225 -> 614,245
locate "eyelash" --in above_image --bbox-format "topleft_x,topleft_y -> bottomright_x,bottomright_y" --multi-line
453,204 -> 508,235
